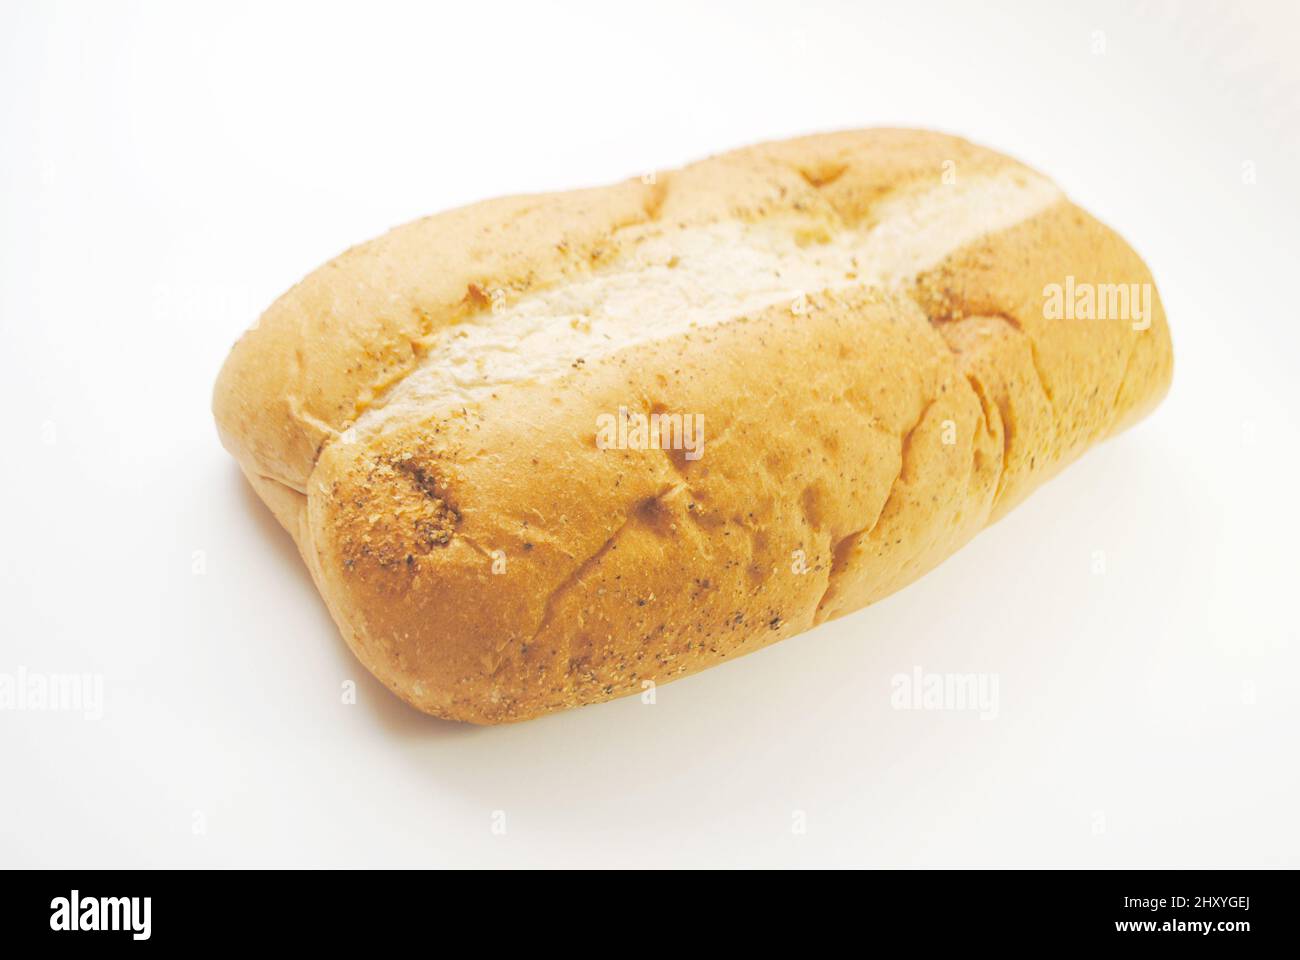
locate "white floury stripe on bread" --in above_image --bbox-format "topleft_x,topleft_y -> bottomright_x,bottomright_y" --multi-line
358,168 -> 1061,430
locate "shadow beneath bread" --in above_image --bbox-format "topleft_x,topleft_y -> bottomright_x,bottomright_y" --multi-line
232,467 -> 475,739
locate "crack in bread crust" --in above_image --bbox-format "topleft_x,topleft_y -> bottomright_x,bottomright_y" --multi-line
814,397 -> 936,624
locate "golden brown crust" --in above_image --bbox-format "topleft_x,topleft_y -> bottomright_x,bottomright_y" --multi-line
214,128 -> 1172,723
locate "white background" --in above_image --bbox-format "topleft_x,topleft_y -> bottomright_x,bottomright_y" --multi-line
2,0 -> 1297,868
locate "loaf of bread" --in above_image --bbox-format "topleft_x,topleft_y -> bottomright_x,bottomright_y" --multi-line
213,129 -> 1172,723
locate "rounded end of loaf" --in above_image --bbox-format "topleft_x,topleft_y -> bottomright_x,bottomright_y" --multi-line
212,317 -> 326,493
